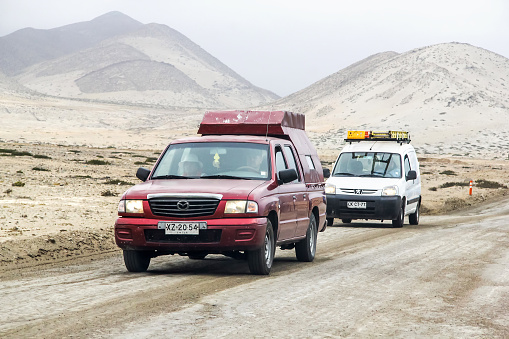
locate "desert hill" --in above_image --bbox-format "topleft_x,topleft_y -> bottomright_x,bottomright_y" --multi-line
0,12 -> 278,108
265,43 -> 509,158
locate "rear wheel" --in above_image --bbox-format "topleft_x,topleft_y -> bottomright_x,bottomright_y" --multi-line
392,205 -> 404,228
326,217 -> 334,226
296,214 -> 317,262
123,250 -> 151,272
247,219 -> 275,275
188,252 -> 208,260
341,218 -> 352,224
409,202 -> 420,225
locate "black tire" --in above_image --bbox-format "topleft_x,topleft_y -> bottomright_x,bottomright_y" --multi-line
409,202 -> 420,225
326,217 -> 334,226
123,250 -> 151,272
392,205 -> 404,228
296,214 -> 318,262
247,219 -> 275,275
188,252 -> 208,260
341,218 -> 352,224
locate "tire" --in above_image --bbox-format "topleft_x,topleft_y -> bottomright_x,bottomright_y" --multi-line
123,250 -> 151,272
409,201 -> 420,225
326,217 -> 334,226
295,214 -> 317,262
341,218 -> 352,224
392,205 -> 404,228
247,219 -> 275,275
188,252 -> 208,260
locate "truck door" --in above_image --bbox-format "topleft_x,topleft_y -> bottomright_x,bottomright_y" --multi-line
274,145 -> 298,240
404,153 -> 419,213
283,144 -> 309,238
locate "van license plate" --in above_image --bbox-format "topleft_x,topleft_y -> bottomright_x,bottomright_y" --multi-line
347,201 -> 366,209
158,222 -> 207,235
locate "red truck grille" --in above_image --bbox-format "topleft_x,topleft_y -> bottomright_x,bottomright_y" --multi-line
148,197 -> 220,218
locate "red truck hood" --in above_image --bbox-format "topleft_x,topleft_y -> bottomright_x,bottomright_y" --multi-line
123,179 -> 267,200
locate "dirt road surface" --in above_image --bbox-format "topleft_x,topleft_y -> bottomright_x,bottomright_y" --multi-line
1,198 -> 508,338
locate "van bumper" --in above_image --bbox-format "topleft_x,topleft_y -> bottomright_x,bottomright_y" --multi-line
114,217 -> 267,253
326,194 -> 402,220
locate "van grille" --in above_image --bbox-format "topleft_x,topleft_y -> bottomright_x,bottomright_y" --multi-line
148,197 -> 220,218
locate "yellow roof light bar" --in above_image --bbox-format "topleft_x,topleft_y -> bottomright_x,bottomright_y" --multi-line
345,130 -> 411,143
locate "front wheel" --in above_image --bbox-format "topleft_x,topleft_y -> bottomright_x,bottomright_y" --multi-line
409,202 -> 420,225
295,214 -> 317,262
123,250 -> 151,272
247,219 -> 275,275
392,205 -> 404,228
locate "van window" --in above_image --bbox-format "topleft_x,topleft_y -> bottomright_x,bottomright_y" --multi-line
333,152 -> 401,178
404,155 -> 411,178
283,145 -> 301,182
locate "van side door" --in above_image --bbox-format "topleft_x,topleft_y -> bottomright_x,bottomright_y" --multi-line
404,152 -> 419,213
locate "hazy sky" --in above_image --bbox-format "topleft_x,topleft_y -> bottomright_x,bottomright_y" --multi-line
1,0 -> 508,96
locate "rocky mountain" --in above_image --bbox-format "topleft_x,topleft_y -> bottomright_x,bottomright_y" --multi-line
0,12 -> 278,109
265,43 -> 509,158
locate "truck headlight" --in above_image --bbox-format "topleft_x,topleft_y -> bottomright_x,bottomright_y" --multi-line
118,200 -> 144,214
382,185 -> 399,196
325,183 -> 336,194
224,200 -> 258,214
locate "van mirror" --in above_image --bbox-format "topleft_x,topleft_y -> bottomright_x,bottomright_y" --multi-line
323,168 -> 331,178
136,167 -> 151,182
406,170 -> 417,181
278,168 -> 298,184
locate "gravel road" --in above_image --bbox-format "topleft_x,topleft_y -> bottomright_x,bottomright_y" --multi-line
1,198 -> 508,338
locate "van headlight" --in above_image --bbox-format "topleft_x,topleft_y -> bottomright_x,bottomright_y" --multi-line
118,200 -> 144,214
382,185 -> 399,196
225,200 -> 258,214
325,183 -> 336,194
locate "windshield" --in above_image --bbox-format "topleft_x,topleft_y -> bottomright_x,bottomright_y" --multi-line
151,142 -> 270,180
332,152 -> 402,178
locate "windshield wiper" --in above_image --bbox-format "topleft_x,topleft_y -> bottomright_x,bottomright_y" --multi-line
333,172 -> 355,176
200,174 -> 252,180
359,173 -> 384,177
151,175 -> 193,179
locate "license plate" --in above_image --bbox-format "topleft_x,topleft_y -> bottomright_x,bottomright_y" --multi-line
347,201 -> 366,209
157,221 -> 207,235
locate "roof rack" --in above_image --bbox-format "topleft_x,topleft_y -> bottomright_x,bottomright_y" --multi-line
345,130 -> 411,144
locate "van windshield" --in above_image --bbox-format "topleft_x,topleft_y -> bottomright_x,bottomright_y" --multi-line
332,152 -> 402,178
151,142 -> 270,180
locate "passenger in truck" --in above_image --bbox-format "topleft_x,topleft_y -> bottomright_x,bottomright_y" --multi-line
179,154 -> 203,177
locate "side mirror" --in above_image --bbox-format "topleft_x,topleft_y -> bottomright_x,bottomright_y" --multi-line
406,170 -> 417,181
278,168 -> 298,184
323,168 -> 331,179
136,167 -> 151,182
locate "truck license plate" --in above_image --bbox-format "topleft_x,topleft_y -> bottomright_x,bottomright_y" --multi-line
347,201 -> 366,209
157,222 -> 207,235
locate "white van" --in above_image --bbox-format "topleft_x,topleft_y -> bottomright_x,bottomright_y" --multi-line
325,131 -> 421,227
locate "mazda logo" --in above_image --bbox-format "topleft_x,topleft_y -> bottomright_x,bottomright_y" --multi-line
177,200 -> 190,210
355,189 -> 362,195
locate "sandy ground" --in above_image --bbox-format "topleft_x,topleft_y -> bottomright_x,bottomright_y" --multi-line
1,141 -> 508,271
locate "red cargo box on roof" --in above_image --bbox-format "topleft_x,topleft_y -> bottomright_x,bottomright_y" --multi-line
198,110 -> 305,136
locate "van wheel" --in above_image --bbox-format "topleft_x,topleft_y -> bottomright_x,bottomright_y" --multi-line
409,202 -> 420,225
392,205 -> 404,228
326,217 -> 334,226
123,250 -> 151,272
341,218 -> 352,224
296,214 -> 317,262
247,219 -> 275,275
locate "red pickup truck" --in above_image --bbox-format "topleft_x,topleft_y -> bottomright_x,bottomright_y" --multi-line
115,110 -> 327,275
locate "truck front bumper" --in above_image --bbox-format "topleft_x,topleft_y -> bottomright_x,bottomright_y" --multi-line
326,194 -> 402,220
114,217 -> 267,253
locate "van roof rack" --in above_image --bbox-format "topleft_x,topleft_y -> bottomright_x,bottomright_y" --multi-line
345,130 -> 411,144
